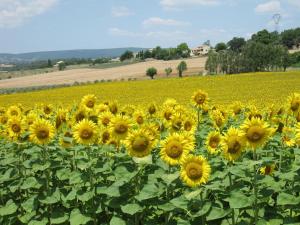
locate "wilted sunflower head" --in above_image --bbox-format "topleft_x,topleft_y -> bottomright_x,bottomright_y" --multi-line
81,94 -> 97,111
160,133 -> 194,166
169,113 -> 184,132
287,93 -> 300,113
183,117 -> 196,132
60,130 -> 73,148
221,127 -> 245,162
260,164 -> 275,176
43,104 -> 53,116
29,118 -> 55,145
99,129 -> 111,144
205,131 -> 221,154
180,155 -> 211,188
231,101 -> 243,115
191,90 -> 208,108
109,115 -> 132,140
124,129 -> 154,158
74,108 -> 86,122
0,115 -> 8,125
241,118 -> 272,149
73,119 -> 98,145
109,101 -> 118,114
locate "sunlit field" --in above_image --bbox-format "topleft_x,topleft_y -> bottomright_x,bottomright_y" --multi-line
1,87 -> 300,224
1,71 -> 300,109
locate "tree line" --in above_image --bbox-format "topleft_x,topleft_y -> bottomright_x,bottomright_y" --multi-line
206,28 -> 300,74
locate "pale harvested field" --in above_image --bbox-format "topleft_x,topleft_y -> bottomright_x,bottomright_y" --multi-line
0,57 -> 206,89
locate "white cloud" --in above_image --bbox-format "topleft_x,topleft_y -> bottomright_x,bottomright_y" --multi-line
286,0 -> 300,9
143,17 -> 190,27
255,1 -> 281,13
0,0 -> 58,28
108,28 -> 141,37
111,6 -> 133,17
160,0 -> 220,10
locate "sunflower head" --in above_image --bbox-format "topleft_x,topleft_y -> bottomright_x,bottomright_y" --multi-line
148,103 -> 157,115
124,129 -> 154,158
191,90 -> 208,108
180,155 -> 211,188
160,133 -> 194,165
109,115 -> 132,140
205,131 -> 221,154
109,101 -> 118,114
133,110 -> 145,125
73,119 -> 98,145
221,127 -> 245,161
43,104 -> 53,116
81,94 -> 97,111
29,118 -> 55,145
241,118 -> 272,149
7,105 -> 22,117
260,164 -> 275,176
7,116 -> 26,140
287,93 -> 300,113
98,111 -> 113,127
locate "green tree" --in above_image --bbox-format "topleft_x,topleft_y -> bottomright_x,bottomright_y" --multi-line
47,59 -> 52,68
215,42 -> 227,52
120,50 -> 134,61
227,37 -> 246,52
58,61 -> 66,71
251,29 -> 279,45
165,67 -> 172,76
146,67 -> 157,79
177,61 -> 187,77
176,43 -> 191,58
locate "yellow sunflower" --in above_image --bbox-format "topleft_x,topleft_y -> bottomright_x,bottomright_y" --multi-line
240,118 -> 272,149
205,130 -> 221,154
99,128 -> 111,144
282,127 -> 296,147
133,110 -> 146,125
98,111 -> 114,127
295,123 -> 300,146
160,133 -> 194,166
210,109 -> 226,129
0,115 -> 8,125
231,101 -> 243,115
73,119 -> 98,145
42,104 -> 53,117
180,155 -> 211,188
287,93 -> 300,113
73,108 -> 87,122
191,90 -> 208,108
163,98 -> 178,108
169,113 -> 184,133
55,108 -> 68,129
260,164 -> 275,176
7,116 -> 26,140
29,118 -> 55,145
161,106 -> 174,121
80,94 -> 97,112
108,101 -> 118,114
221,127 -> 245,161
123,129 -> 154,158
109,115 -> 132,140
95,103 -> 109,114
147,103 -> 157,116
183,116 -> 196,132
7,105 -> 22,117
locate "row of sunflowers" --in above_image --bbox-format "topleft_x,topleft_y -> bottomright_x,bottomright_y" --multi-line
0,90 -> 300,225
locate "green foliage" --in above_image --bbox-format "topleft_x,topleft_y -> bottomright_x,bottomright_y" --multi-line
120,50 -> 134,61
58,61 -> 66,71
165,67 -> 172,76
146,67 -> 157,79
177,61 -> 187,77
227,37 -> 246,52
215,42 -> 227,52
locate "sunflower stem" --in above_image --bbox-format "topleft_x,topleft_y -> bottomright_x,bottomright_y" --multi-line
253,150 -> 258,224
228,163 -> 235,225
197,108 -> 201,132
200,190 -> 206,225
87,147 -> 97,225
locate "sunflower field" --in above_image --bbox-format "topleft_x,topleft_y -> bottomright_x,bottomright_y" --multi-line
1,90 -> 300,225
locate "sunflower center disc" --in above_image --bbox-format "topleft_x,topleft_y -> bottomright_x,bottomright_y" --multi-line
136,116 -> 144,124
11,110 -> 18,116
209,137 -> 219,148
166,141 -> 183,158
227,138 -> 241,154
264,166 -> 272,175
102,118 -> 110,126
44,107 -> 51,114
87,100 -> 94,108
184,121 -> 192,131
132,136 -> 149,152
37,129 -> 49,139
115,123 -> 128,134
186,162 -> 202,179
247,126 -> 265,142
164,112 -> 172,120
172,120 -> 182,131
195,94 -> 205,104
80,129 -> 93,139
148,106 -> 156,114
291,101 -> 299,111
12,124 -> 21,133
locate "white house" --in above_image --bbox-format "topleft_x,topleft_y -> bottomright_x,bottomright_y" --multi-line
191,44 -> 211,56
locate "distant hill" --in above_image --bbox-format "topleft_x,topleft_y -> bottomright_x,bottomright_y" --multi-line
0,47 -> 146,63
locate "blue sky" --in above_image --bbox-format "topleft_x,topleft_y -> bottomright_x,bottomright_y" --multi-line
0,0 -> 300,53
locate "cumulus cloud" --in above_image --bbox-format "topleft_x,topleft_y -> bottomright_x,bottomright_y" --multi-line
286,0 -> 300,9
160,0 -> 220,10
143,17 -> 190,27
0,0 -> 58,28
255,1 -> 281,13
111,6 -> 133,17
